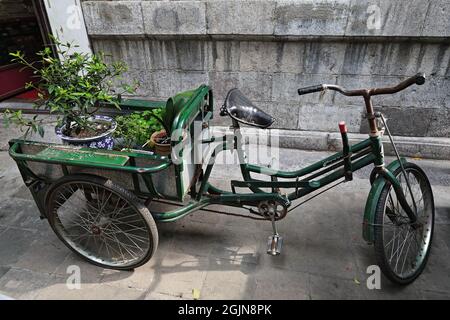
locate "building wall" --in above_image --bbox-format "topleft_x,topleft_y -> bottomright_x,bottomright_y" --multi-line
80,0 -> 450,138
0,0 -> 35,20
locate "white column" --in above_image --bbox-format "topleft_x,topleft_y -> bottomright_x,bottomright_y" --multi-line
43,0 -> 92,56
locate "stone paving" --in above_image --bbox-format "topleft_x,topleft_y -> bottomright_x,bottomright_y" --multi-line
0,148 -> 449,300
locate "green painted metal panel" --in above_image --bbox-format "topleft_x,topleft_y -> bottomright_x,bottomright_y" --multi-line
165,85 -> 211,201
9,140 -> 171,174
172,85 -> 211,133
37,147 -> 130,166
165,88 -> 198,134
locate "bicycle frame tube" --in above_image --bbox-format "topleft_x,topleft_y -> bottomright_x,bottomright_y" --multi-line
237,137 -> 379,202
199,123 -> 382,203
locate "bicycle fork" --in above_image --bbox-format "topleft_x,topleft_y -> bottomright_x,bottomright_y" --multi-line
374,113 -> 418,224
377,167 -> 417,224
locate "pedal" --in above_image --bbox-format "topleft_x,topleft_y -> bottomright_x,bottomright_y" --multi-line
267,234 -> 283,256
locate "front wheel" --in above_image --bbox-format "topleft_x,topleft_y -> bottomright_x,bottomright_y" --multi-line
373,162 -> 434,285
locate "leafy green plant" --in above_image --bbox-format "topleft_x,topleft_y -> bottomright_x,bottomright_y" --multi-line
2,35 -> 137,138
114,108 -> 166,149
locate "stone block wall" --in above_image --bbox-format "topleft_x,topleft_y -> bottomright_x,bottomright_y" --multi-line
0,0 -> 35,19
80,0 -> 450,138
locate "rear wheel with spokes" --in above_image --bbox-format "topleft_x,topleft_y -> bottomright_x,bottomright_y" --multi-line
45,175 -> 158,270
374,163 -> 434,285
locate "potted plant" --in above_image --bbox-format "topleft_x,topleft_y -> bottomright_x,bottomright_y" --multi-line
2,36 -> 137,150
114,108 -> 186,156
149,129 -> 171,156
113,108 -> 167,151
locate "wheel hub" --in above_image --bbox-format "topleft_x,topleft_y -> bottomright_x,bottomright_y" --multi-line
91,225 -> 101,235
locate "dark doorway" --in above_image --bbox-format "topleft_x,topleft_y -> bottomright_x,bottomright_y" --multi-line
0,0 -> 50,101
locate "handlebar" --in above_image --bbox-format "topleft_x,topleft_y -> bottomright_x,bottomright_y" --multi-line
298,73 -> 426,97
297,84 -> 326,96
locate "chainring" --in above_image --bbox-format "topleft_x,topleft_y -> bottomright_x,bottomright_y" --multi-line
257,200 -> 288,221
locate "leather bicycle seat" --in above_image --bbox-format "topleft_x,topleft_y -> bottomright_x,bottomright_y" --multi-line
220,88 -> 274,129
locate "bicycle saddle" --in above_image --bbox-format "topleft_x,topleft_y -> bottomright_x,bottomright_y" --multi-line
220,88 -> 274,129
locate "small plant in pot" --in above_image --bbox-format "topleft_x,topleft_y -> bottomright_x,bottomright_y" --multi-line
114,108 -> 181,157
113,108 -> 167,151
3,36 -> 137,150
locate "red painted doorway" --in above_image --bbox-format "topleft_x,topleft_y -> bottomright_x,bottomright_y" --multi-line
0,0 -> 51,101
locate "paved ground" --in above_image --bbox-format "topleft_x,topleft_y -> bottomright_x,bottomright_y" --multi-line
0,146 -> 449,300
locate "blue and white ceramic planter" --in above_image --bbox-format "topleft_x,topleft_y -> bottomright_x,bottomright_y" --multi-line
55,115 -> 117,150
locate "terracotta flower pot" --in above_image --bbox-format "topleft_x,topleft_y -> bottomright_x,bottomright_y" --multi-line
150,130 -> 171,156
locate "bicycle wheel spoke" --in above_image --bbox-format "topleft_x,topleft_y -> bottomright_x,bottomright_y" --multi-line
107,218 -> 147,231
55,200 -> 94,230
101,231 -> 140,259
101,234 -> 124,259
107,222 -> 149,243
104,230 -> 143,254
385,225 -> 406,249
394,229 -> 411,272
390,228 -> 408,265
110,201 -> 131,219
100,232 -> 130,261
400,233 -> 414,274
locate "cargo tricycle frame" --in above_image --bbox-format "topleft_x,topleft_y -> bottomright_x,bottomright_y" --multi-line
8,75 -> 434,285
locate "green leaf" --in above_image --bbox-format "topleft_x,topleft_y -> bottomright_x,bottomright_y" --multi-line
37,125 -> 45,137
9,51 -> 21,58
3,114 -> 10,128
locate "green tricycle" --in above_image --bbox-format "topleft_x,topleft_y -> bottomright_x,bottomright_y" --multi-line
8,73 -> 434,285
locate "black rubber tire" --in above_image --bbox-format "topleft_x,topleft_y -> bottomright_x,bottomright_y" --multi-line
45,174 -> 158,270
373,163 -> 434,285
